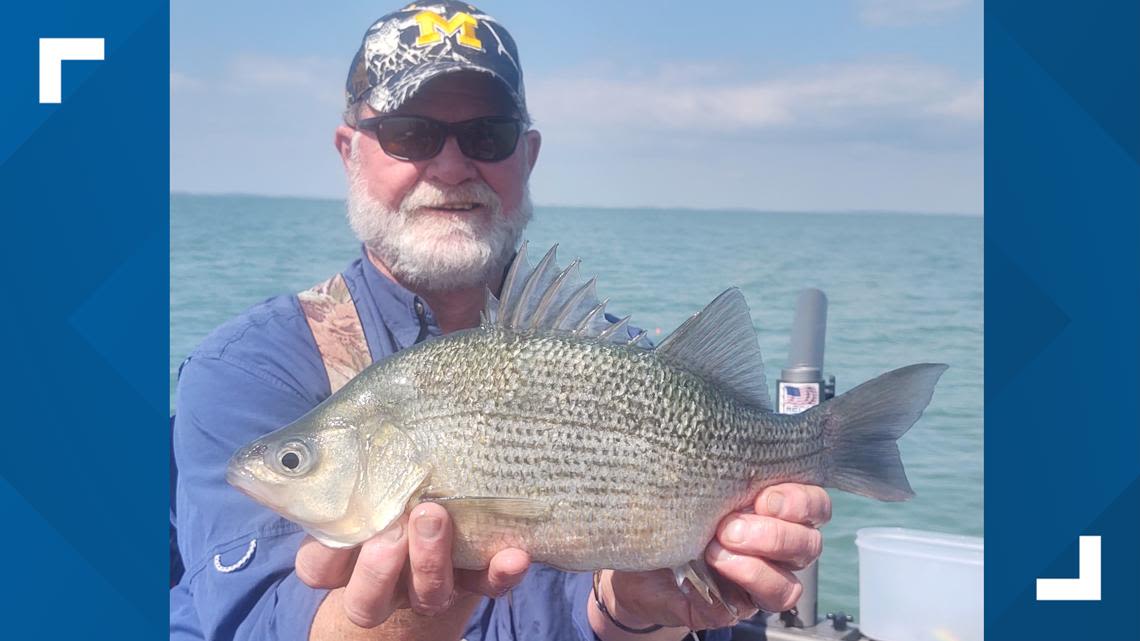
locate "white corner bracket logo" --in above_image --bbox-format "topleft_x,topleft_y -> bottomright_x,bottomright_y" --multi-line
1036,535 -> 1102,601
39,38 -> 105,104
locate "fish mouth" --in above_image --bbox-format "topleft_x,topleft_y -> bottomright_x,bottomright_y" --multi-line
225,463 -> 259,496
224,463 -> 290,515
225,442 -> 267,497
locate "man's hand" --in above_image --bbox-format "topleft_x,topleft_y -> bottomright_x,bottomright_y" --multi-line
295,502 -> 531,629
597,483 -> 832,634
705,483 -> 830,613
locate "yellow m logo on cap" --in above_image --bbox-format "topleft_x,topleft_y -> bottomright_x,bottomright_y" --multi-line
414,11 -> 483,50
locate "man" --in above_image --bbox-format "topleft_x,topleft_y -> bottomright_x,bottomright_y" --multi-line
170,3 -> 831,640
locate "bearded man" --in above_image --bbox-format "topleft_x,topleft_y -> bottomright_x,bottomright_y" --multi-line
170,3 -> 831,640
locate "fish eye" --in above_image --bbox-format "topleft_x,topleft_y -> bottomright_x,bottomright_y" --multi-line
281,452 -> 301,470
274,440 -> 313,476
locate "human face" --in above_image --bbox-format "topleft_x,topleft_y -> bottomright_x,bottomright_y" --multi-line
335,73 -> 542,292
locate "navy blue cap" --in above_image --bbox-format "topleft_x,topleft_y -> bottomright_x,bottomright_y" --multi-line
345,1 -> 527,124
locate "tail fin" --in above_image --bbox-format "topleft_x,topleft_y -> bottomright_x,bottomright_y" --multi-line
818,363 -> 947,501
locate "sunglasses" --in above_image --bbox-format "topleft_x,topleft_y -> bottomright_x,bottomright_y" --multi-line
355,115 -> 525,162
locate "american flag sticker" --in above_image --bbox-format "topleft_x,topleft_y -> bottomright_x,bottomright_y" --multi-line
779,381 -> 821,415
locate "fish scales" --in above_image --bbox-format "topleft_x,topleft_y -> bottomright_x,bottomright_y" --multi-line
372,327 -> 824,571
227,243 -> 946,584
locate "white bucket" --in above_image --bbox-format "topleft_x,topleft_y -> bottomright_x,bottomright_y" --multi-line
855,527 -> 984,641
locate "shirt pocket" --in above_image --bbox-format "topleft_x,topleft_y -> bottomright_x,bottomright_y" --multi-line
213,536 -> 259,573
185,521 -> 303,582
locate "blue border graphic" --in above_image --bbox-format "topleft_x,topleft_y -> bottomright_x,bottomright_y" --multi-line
986,1 -> 1139,639
0,1 -> 168,639
2,1 -> 1139,639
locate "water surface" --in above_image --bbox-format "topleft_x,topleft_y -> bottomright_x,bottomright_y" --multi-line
171,193 -> 983,617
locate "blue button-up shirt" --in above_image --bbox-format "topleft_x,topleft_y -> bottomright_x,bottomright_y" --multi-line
170,247 -> 733,641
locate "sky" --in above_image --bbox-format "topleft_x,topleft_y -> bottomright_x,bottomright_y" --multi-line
171,0 -> 983,214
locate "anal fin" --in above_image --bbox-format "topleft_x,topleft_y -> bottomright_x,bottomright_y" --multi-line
672,559 -> 738,618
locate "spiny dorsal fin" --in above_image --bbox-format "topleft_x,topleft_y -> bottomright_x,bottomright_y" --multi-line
508,242 -> 559,328
496,240 -> 529,322
627,329 -> 648,346
482,242 -> 653,348
597,315 -> 630,341
575,299 -> 609,336
553,277 -> 597,332
530,258 -> 581,330
657,288 -> 772,410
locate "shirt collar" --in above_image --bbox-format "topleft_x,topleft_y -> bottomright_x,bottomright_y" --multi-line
356,245 -> 441,350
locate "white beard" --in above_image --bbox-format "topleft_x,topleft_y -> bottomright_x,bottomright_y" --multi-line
345,144 -> 532,292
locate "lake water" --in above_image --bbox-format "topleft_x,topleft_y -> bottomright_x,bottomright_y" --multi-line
171,193 -> 983,618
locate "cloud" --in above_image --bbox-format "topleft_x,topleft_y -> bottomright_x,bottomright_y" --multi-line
222,54 -> 344,106
527,61 -> 983,146
170,71 -> 204,93
927,79 -> 983,122
857,0 -> 971,27
171,53 -> 349,199
171,54 -> 344,106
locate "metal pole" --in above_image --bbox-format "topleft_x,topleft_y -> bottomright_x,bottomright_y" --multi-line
776,289 -> 829,628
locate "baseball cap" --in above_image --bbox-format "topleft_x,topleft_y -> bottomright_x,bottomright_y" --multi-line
344,1 -> 527,125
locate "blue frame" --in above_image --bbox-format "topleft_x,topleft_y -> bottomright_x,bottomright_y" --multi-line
0,1 -> 169,639
1,1 -> 1137,639
986,1 -> 1139,638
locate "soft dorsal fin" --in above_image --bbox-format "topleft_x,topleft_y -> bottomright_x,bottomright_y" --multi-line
484,241 -> 654,349
657,288 -> 772,410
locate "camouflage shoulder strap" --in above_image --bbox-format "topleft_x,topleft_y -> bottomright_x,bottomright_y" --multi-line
297,273 -> 371,394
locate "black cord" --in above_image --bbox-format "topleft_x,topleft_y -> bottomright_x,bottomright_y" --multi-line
592,570 -> 665,635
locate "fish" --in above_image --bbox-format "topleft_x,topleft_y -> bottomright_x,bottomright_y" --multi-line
226,242 -> 946,606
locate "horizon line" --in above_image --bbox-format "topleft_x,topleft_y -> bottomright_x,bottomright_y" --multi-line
170,190 -> 983,218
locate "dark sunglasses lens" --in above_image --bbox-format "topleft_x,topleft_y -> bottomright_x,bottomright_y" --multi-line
456,118 -> 521,161
375,117 -> 445,160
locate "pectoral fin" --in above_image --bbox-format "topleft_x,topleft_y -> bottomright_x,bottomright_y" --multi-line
424,496 -> 551,520
363,422 -> 430,534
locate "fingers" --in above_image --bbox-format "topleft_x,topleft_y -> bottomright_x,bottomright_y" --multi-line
606,568 -> 756,632
715,513 -> 823,569
407,504 -> 529,611
295,536 -> 358,589
754,484 -> 832,527
705,541 -> 802,612
341,521 -> 409,628
407,503 -> 456,615
456,547 -> 531,597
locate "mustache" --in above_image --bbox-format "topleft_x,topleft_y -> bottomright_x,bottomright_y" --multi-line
400,181 -> 502,213
345,144 -> 503,214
